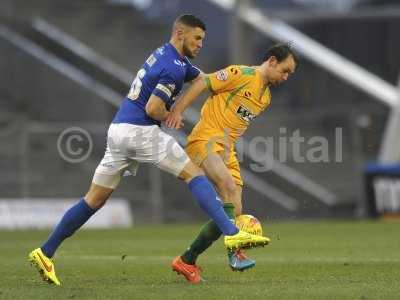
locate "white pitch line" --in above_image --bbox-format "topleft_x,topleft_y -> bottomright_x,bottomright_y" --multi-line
254,257 -> 400,263
61,255 -> 171,261
61,255 -> 400,264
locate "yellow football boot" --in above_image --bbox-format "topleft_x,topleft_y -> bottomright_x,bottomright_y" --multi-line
224,230 -> 270,251
28,248 -> 61,286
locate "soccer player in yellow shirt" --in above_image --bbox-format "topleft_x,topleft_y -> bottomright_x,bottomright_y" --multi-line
167,43 -> 299,283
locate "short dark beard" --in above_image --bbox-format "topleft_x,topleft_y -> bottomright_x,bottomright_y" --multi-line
183,43 -> 195,59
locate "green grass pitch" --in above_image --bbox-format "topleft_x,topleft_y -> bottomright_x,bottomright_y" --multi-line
1,220 -> 399,300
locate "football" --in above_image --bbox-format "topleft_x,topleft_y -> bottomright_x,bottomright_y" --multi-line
235,214 -> 263,236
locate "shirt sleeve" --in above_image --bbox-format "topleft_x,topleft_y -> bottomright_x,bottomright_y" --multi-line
184,63 -> 201,83
152,69 -> 177,103
205,65 -> 243,93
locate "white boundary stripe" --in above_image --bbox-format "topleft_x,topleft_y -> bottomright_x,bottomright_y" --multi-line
61,255 -> 171,261
0,199 -> 132,229
255,257 -> 400,263
63,255 -> 400,264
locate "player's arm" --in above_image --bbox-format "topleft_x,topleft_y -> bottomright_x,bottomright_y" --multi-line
145,94 -> 170,122
147,70 -> 180,122
165,63 -> 205,129
165,74 -> 208,129
180,73 -> 208,108
175,73 -> 208,113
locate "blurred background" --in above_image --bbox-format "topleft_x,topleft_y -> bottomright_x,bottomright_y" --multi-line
1,0 -> 399,227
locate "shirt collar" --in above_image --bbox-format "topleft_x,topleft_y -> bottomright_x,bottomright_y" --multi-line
166,42 -> 185,60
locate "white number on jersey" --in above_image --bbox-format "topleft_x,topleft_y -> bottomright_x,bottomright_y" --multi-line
128,68 -> 146,100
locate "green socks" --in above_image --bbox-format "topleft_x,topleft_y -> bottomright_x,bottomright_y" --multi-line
181,203 -> 235,265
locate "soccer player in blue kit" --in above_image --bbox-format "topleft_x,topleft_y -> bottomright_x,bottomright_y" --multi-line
28,14 -> 269,286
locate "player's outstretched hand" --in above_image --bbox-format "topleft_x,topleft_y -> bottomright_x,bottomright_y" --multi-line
166,111 -> 184,129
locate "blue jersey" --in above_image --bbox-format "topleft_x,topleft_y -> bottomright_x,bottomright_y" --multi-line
112,43 -> 200,126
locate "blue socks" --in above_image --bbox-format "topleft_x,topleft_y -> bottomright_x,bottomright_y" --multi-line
188,175 -> 238,236
41,198 -> 97,258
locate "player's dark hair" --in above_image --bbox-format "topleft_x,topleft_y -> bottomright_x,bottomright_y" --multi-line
263,43 -> 300,69
176,14 -> 206,31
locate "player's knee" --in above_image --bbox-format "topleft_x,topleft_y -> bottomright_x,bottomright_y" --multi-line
85,194 -> 108,210
85,183 -> 113,209
217,177 -> 236,198
191,167 -> 205,178
178,160 -> 205,183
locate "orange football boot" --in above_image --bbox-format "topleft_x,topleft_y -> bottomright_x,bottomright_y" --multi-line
172,256 -> 203,284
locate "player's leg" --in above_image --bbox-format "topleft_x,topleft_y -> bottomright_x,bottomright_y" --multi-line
135,128 -> 232,283
179,152 -> 256,270
225,185 -> 256,272
28,182 -> 115,286
213,153 -> 257,271
170,159 -> 242,283
158,152 -> 238,237
201,152 -> 241,212
178,149 -> 260,271
174,157 -> 266,249
29,124 -> 129,285
36,154 -> 126,259
152,130 -> 268,281
40,182 -> 114,257
179,152 -> 237,265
